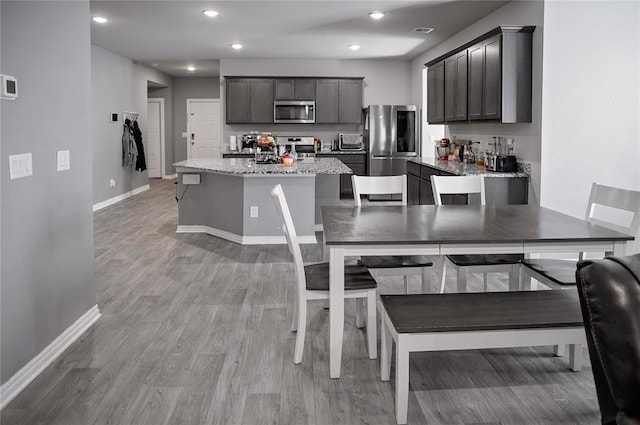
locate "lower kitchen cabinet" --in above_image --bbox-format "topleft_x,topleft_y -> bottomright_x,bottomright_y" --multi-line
317,153 -> 366,197
406,160 -> 528,205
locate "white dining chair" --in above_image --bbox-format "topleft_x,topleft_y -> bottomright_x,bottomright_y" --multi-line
431,174 -> 523,293
351,175 -> 433,293
271,184 -> 378,364
521,182 -> 640,289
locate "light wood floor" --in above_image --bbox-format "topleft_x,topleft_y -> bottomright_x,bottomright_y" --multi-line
2,179 -> 601,425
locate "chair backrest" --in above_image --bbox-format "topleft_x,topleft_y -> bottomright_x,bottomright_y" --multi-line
430,175 -> 486,206
351,175 -> 407,206
585,182 -> 640,236
271,184 -> 306,292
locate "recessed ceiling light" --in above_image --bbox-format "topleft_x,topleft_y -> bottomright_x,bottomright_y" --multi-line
151,63 -> 159,67
413,27 -> 435,34
368,11 -> 386,20
203,9 -> 219,18
231,43 -> 243,50
349,44 -> 360,51
187,66 -> 196,72
92,16 -> 108,24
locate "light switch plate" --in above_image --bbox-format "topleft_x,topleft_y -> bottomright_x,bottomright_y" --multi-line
57,150 -> 70,171
9,153 -> 33,179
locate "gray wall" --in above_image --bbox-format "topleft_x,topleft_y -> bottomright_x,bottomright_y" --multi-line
1,1 -> 95,384
219,59 -> 413,146
91,45 -> 173,204
410,0 -> 544,204
172,77 -> 219,166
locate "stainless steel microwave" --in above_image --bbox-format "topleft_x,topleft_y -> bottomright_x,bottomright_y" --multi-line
274,100 -> 315,124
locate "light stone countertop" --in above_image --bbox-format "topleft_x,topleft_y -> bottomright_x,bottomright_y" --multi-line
408,157 -> 529,178
174,157 -> 352,175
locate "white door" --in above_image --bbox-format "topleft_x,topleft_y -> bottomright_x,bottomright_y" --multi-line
187,99 -> 221,160
147,98 -> 163,178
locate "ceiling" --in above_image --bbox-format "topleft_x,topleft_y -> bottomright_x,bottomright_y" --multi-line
90,0 -> 509,77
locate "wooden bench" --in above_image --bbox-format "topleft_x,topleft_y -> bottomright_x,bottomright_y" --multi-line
380,290 -> 587,424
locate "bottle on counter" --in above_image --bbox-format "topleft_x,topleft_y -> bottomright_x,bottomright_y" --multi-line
290,144 -> 298,161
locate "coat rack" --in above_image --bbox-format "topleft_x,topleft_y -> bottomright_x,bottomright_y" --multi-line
123,111 -> 139,122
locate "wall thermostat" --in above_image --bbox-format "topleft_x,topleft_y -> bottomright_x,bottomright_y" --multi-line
111,113 -> 119,122
1,74 -> 18,100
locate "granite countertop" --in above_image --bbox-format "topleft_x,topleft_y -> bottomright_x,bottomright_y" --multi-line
408,157 -> 529,178
224,149 -> 365,155
174,157 -> 352,175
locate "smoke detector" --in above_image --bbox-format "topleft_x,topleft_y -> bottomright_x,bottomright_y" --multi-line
413,27 -> 435,34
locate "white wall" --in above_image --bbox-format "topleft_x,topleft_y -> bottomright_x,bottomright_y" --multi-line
219,58 -> 413,144
410,0 -> 544,204
541,0 -> 640,252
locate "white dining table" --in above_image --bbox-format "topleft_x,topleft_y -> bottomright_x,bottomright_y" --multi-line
320,204 -> 634,378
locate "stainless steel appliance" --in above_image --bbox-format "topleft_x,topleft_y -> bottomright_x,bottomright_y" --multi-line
338,133 -> 363,151
364,105 -> 420,199
276,136 -> 316,162
486,154 -> 518,172
274,101 -> 315,124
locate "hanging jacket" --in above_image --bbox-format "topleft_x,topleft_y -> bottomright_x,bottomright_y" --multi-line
132,121 -> 147,172
122,119 -> 138,167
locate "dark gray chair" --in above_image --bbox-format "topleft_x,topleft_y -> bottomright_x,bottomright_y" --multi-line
575,254 -> 640,425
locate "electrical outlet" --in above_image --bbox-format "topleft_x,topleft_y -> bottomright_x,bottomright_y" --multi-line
110,179 -> 116,187
250,206 -> 259,218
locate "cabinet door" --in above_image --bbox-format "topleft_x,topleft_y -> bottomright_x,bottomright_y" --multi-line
467,42 -> 484,121
250,79 -> 274,123
427,61 -> 445,123
407,173 -> 420,205
294,79 -> 316,100
315,79 -> 339,123
483,35 -> 502,120
444,51 -> 467,122
226,79 -> 251,123
274,79 -> 294,100
338,79 -> 363,124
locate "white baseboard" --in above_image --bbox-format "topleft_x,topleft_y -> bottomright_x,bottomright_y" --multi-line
0,305 -> 101,410
163,174 -> 177,180
176,225 -> 317,245
93,184 -> 150,212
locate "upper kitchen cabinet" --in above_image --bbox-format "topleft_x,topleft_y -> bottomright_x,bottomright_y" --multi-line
427,26 -> 535,124
315,78 -> 363,124
444,50 -> 468,122
225,78 -> 274,124
274,78 -> 316,100
426,61 -> 445,124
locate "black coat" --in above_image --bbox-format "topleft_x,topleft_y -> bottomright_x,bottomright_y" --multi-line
132,121 -> 147,172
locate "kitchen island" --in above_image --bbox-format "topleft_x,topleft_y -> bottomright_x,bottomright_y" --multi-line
173,157 -> 351,244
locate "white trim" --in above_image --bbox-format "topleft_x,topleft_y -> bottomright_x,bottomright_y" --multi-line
163,174 -> 177,180
147,98 -> 166,178
176,225 -> 317,245
186,98 -> 221,160
314,224 -> 324,232
0,305 -> 101,409
93,184 -> 150,212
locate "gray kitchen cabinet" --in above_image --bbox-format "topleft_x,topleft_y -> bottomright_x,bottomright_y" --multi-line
317,153 -> 366,197
406,161 -> 527,205
427,26 -> 534,124
274,78 -> 316,100
427,60 -> 445,124
444,50 -> 468,122
315,79 -> 339,123
315,79 -> 363,124
338,79 -> 363,124
225,78 -> 274,124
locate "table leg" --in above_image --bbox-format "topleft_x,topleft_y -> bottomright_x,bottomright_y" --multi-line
329,247 -> 345,379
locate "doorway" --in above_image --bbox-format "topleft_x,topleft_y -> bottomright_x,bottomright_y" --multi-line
187,99 -> 221,160
147,98 -> 165,178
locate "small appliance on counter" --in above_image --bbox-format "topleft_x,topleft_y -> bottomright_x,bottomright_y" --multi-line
486,154 -> 518,172
338,133 -> 363,151
436,138 -> 451,160
241,132 -> 260,151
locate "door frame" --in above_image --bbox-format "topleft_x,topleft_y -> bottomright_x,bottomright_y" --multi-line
187,98 -> 221,160
147,97 -> 167,179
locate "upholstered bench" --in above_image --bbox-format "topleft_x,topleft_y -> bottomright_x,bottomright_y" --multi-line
380,290 -> 587,424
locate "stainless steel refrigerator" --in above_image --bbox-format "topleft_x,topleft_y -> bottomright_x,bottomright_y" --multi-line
364,105 -> 420,199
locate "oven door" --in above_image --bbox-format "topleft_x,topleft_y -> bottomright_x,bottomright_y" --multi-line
274,101 -> 315,123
